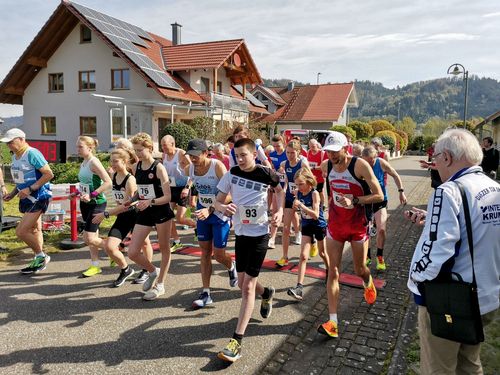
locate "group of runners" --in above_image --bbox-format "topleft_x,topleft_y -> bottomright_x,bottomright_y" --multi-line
0,124 -> 407,363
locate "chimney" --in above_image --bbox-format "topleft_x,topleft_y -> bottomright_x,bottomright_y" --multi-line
171,22 -> 182,45
287,81 -> 295,91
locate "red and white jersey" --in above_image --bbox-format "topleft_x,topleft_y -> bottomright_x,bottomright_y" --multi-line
327,156 -> 370,232
307,150 -> 328,183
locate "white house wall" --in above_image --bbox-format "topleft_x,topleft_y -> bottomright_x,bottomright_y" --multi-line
23,22 -> 166,156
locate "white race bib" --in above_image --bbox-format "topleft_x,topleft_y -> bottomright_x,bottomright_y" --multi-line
288,182 -> 298,194
11,169 -> 24,184
333,191 -> 354,209
277,172 -> 286,183
112,189 -> 126,204
169,176 -> 176,187
300,206 -> 313,220
137,184 -> 156,199
79,183 -> 90,195
198,194 -> 216,208
239,204 -> 267,224
309,162 -> 318,169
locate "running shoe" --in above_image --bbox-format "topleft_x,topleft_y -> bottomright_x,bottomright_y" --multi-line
365,257 -> 372,267
310,242 -> 318,258
363,275 -> 377,305
369,225 -> 377,238
275,257 -> 289,267
132,270 -> 149,284
287,285 -> 303,300
260,286 -> 275,318
170,241 -> 184,253
192,291 -> 213,309
142,268 -> 159,292
228,261 -> 238,287
317,320 -> 338,338
82,265 -> 102,278
376,256 -> 386,271
143,284 -> 165,300
21,255 -> 51,274
217,339 -> 242,363
112,267 -> 135,288
293,232 -> 302,245
109,259 -> 117,268
267,238 -> 276,249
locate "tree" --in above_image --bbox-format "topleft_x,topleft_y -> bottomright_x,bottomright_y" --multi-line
330,125 -> 356,140
369,119 -> 395,134
348,120 -> 373,139
375,130 -> 397,152
395,116 -> 417,139
161,121 -> 197,150
394,129 -> 409,152
422,116 -> 449,138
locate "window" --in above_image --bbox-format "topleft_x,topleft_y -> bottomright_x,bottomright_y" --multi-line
48,73 -> 64,92
112,116 -> 131,136
41,117 -> 56,135
200,77 -> 210,93
111,69 -> 130,90
80,117 -> 97,136
80,25 -> 92,43
79,71 -> 96,91
217,81 -> 222,93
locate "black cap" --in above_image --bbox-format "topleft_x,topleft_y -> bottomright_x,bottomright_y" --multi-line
186,139 -> 208,156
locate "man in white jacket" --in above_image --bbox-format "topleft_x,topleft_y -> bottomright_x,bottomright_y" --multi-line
406,128 -> 500,374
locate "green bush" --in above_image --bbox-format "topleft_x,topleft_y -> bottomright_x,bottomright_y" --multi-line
423,135 -> 437,150
330,125 -> 356,140
161,121 -> 197,150
50,162 -> 80,184
395,130 -> 409,152
369,119 -> 395,134
375,130 -> 397,152
348,120 -> 373,139
410,135 -> 425,151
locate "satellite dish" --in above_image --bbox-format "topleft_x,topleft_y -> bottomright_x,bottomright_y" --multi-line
233,53 -> 241,67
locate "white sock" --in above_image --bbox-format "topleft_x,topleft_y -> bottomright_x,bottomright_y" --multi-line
91,261 -> 99,267
151,267 -> 159,275
156,282 -> 164,289
329,314 -> 338,323
203,288 -> 210,295
36,252 -> 46,258
229,262 -> 235,271
173,239 -> 180,244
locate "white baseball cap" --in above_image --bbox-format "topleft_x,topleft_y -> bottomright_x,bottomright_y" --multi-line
0,128 -> 26,143
323,131 -> 347,152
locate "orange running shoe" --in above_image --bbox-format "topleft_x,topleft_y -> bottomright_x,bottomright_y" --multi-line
364,275 -> 377,305
317,320 -> 338,338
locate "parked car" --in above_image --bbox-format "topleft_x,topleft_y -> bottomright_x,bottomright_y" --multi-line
282,129 -> 334,148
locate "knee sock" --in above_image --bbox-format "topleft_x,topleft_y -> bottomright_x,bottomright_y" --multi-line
377,248 -> 384,257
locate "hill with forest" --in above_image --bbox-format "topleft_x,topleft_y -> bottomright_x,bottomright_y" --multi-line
262,76 -> 500,124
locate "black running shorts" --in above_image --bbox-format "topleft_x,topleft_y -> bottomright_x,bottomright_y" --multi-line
135,203 -> 174,227
235,234 -> 269,278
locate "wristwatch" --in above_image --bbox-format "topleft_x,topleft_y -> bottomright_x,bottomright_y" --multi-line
104,211 -> 110,219
151,198 -> 156,206
352,196 -> 359,205
398,188 -> 405,192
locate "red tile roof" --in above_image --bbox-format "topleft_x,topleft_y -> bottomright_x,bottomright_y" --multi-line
261,83 -> 355,122
230,86 -> 269,115
252,85 -> 286,106
163,39 -> 244,70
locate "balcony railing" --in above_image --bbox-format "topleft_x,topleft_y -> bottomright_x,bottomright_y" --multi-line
200,91 -> 249,113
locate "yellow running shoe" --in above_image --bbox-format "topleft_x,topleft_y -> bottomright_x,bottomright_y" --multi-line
317,320 -> 338,338
363,275 -> 377,305
376,256 -> 386,271
82,265 -> 102,278
218,338 -> 242,362
310,242 -> 318,258
275,257 -> 289,267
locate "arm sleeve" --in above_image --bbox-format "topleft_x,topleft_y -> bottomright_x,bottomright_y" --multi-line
217,172 -> 231,194
28,149 -> 48,169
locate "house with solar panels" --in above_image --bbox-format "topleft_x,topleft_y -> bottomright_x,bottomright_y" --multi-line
0,1 -> 267,157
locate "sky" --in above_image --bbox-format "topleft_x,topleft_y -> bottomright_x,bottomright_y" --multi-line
1,0 -> 499,118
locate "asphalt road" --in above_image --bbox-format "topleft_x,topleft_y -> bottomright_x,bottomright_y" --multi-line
0,156 -> 430,374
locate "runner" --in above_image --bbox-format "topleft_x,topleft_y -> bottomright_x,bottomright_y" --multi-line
182,139 -> 237,309
318,132 -> 383,338
127,133 -> 174,300
211,143 -> 230,170
161,135 -> 195,251
361,146 -> 407,270
229,125 -> 271,168
1,128 -> 54,274
276,139 -> 310,267
92,148 -> 142,287
287,167 -> 329,300
215,138 -> 284,363
0,167 -> 8,197
307,139 -> 328,207
267,135 -> 288,249
77,136 -> 112,277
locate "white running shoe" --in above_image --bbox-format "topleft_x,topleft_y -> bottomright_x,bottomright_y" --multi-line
293,232 -> 302,245
143,284 -> 165,300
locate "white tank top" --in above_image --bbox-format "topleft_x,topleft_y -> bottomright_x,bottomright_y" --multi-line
163,149 -> 188,187
189,159 -> 226,221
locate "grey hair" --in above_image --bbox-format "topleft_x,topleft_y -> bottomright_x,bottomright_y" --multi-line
352,144 -> 364,157
361,145 -> 377,158
434,128 -> 483,165
212,143 -> 225,151
161,135 -> 175,146
371,137 -> 382,146
114,137 -> 133,150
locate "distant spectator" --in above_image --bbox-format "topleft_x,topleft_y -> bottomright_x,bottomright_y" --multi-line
481,137 -> 499,178
212,143 -> 230,170
352,143 -> 363,157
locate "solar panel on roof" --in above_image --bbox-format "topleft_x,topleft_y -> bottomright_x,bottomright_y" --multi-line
70,1 -> 179,90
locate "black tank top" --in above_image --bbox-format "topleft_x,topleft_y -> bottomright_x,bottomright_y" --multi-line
112,173 -> 131,191
135,160 -> 164,199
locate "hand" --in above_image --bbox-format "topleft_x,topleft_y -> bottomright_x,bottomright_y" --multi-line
18,187 -> 30,200
92,212 -> 105,224
180,188 -> 190,199
336,193 -> 352,207
222,203 -> 237,217
80,194 -> 91,203
292,199 -> 301,210
3,191 -> 14,202
136,199 -> 151,211
404,207 -> 426,226
271,208 -> 283,228
195,208 -> 210,221
1,186 -> 7,197
399,192 -> 407,205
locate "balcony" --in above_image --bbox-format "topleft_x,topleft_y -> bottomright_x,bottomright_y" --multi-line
200,91 -> 249,113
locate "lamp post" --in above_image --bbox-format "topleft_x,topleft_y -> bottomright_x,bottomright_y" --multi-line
317,72 -> 321,85
447,63 -> 468,128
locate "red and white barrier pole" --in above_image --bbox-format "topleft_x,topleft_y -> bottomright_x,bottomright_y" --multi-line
60,184 -> 85,250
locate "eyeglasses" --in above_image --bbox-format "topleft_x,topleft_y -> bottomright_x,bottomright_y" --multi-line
432,152 -> 443,161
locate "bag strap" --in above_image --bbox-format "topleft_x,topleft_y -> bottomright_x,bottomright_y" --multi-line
454,179 -> 477,288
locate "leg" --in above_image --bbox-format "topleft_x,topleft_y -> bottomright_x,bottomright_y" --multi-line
318,238 -> 329,270
83,231 -> 104,262
176,205 -> 195,227
16,211 -> 44,255
325,236 -> 344,315
104,237 -> 128,269
279,208 -> 294,262
351,240 -> 371,283
156,219 -> 173,283
296,235 -> 312,285
375,208 -> 387,252
199,240 -> 213,289
142,235 -> 153,262
128,225 -> 156,272
235,273 -> 261,335
170,203 -> 180,242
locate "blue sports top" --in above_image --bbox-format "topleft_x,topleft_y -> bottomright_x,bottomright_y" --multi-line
285,159 -> 302,202
11,147 -> 51,202
297,189 -> 327,228
372,158 -> 387,201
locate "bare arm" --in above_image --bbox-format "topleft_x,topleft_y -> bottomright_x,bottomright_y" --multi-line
354,158 -> 384,204
294,190 -> 320,220
90,159 -> 112,194
380,158 -> 407,205
178,149 -> 192,169
18,164 -> 54,200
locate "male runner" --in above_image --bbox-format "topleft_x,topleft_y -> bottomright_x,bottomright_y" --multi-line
318,132 -> 384,338
215,138 -> 284,362
229,125 -> 271,168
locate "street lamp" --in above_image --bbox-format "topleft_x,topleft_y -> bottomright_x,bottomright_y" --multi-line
317,72 -> 321,85
447,63 -> 468,128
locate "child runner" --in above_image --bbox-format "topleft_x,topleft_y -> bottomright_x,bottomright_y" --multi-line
77,136 -> 112,277
276,140 -> 310,267
215,138 -> 284,363
287,167 -> 329,300
1,128 -> 54,274
128,133 -> 174,300
182,139 -> 237,309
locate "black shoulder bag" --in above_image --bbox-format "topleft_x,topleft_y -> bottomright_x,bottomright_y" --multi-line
423,180 -> 485,345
